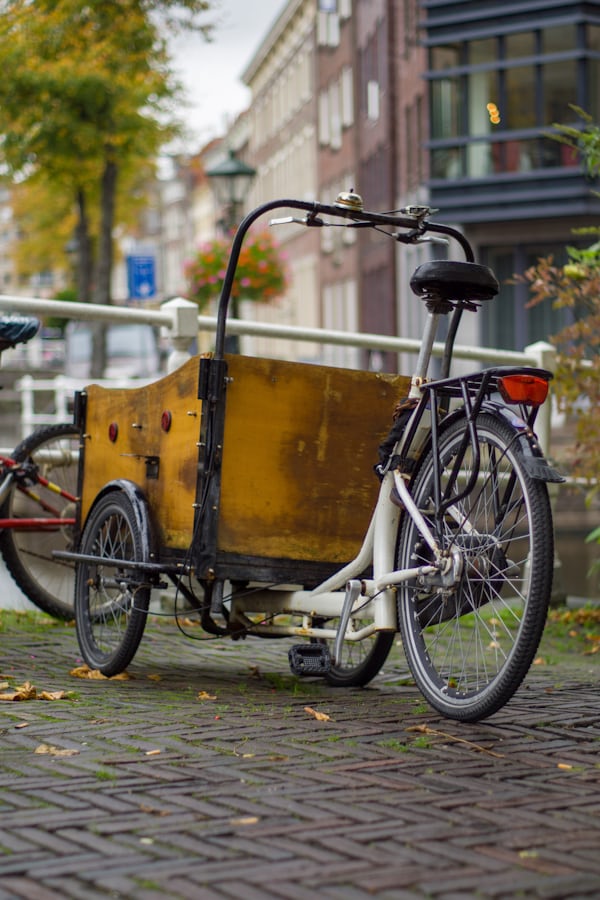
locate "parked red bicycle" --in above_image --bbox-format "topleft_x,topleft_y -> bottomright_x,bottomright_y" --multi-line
0,316 -> 79,619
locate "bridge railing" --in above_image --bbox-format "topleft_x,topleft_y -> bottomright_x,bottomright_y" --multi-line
0,293 -> 557,454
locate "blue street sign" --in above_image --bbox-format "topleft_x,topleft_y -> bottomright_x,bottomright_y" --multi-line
127,255 -> 156,300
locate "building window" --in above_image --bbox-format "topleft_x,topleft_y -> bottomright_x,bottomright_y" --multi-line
428,24 -> 600,181
341,66 -> 354,127
481,244 -> 571,351
367,80 -> 380,121
317,10 -> 340,47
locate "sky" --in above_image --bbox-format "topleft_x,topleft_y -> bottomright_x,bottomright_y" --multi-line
170,0 -> 288,149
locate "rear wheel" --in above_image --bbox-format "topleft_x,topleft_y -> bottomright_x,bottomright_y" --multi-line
0,424 -> 79,619
75,489 -> 151,676
396,413 -> 553,721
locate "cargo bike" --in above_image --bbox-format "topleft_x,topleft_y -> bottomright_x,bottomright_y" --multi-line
62,193 -> 564,722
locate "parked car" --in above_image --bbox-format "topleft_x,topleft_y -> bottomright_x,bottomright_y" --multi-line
64,322 -> 163,380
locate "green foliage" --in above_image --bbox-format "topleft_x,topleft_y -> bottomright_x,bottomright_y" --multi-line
0,0 -> 213,355
518,114 -> 600,489
519,246 -> 600,485
185,231 -> 289,310
549,107 -> 600,180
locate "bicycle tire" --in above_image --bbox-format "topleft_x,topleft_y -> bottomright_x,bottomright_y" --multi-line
0,423 -> 80,619
75,489 -> 150,676
396,413 -> 553,722
313,622 -> 394,687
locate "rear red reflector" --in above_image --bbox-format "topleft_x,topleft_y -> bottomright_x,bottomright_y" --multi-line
498,374 -> 549,406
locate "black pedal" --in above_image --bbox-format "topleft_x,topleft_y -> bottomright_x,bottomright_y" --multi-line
288,644 -> 331,676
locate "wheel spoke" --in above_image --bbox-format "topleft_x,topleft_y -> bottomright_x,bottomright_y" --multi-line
397,413 -> 552,721
75,491 -> 150,676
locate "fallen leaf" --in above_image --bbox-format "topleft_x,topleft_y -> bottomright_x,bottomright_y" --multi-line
197,690 -> 217,701
557,762 -> 573,770
0,681 -> 37,701
69,665 -> 131,681
139,804 -> 171,817
145,749 -> 161,756
533,657 -> 546,665
0,682 -> 10,690
230,816 -> 259,826
304,706 -> 332,722
14,722 -> 29,729
34,743 -> 79,758
39,690 -> 70,701
147,674 -> 162,682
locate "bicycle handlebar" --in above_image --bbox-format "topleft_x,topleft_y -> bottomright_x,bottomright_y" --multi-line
214,196 -> 475,359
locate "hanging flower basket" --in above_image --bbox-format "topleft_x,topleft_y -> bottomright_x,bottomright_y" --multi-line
185,230 -> 288,311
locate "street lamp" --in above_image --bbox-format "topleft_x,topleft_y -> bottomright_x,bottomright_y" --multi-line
205,148 -> 257,353
205,148 -> 256,234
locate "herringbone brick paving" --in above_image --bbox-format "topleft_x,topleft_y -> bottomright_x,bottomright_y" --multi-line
0,618 -> 598,899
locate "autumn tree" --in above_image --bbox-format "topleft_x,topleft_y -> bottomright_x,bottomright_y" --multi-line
0,0 -> 212,375
518,110 -> 600,488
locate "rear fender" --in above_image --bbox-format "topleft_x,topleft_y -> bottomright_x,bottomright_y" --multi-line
80,479 -> 156,557
477,401 -> 564,483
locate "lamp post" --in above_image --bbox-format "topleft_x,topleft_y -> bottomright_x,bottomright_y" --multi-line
205,148 -> 256,353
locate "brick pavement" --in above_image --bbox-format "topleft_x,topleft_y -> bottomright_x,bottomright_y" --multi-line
0,617 -> 599,899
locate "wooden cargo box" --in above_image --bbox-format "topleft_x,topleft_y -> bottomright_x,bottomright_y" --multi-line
79,354 -> 410,581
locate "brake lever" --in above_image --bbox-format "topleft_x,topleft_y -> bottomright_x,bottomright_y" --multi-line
269,214 -> 325,227
393,228 -> 449,247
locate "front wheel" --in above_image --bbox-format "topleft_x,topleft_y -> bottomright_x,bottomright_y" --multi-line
75,489 -> 151,676
396,413 -> 553,722
0,423 -> 80,619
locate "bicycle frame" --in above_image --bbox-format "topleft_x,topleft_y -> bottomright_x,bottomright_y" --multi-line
0,454 -> 78,531
187,197 -> 562,655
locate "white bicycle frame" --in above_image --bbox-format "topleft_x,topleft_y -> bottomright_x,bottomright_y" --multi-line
228,314 -> 449,656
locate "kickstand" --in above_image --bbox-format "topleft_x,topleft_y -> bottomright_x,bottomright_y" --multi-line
333,580 -> 361,666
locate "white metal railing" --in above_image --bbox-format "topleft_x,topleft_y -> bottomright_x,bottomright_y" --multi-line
0,293 -> 556,452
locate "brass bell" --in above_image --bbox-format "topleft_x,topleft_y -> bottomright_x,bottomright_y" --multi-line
334,189 -> 364,212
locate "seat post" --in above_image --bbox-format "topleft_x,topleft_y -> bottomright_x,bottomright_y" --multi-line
412,310 -> 439,389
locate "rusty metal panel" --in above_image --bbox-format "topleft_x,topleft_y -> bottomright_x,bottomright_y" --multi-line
80,357 -> 201,547
218,356 -> 410,564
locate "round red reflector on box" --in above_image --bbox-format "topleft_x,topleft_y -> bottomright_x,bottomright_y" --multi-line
498,374 -> 548,406
161,410 -> 172,432
108,422 -> 119,442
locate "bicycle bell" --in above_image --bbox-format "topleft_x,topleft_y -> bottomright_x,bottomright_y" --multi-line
334,190 -> 364,212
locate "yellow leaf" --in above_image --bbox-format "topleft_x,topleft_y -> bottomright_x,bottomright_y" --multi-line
304,706 -> 331,722
69,664 -> 131,681
230,816 -> 259,826
557,762 -> 573,770
34,743 -> 79,758
14,722 -> 29,729
533,657 -> 546,665
0,681 -> 37,701
197,690 -> 217,701
147,674 -> 162,682
39,690 -> 69,701
145,749 -> 161,756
